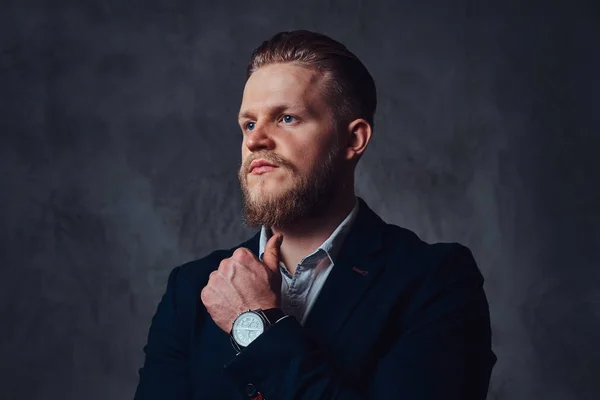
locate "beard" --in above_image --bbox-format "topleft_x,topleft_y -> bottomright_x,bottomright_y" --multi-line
238,143 -> 341,229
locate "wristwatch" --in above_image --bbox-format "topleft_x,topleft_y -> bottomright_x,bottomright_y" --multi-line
230,308 -> 288,353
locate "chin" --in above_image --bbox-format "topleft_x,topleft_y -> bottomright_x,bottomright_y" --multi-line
249,174 -> 289,192
249,186 -> 288,204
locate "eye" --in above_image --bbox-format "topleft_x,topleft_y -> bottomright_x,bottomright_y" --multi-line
244,121 -> 256,131
281,115 -> 297,124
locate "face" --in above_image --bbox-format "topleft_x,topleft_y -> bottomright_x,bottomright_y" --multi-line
237,63 -> 344,229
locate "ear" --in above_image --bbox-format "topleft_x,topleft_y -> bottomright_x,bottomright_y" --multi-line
342,118 -> 372,163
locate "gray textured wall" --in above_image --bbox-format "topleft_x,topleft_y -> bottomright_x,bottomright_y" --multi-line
1,1 -> 599,399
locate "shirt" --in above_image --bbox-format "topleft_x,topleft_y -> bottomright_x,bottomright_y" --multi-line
258,197 -> 360,326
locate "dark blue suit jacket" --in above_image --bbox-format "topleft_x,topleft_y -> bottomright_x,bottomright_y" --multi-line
134,198 -> 496,399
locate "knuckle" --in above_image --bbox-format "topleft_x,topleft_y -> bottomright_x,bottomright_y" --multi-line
210,269 -> 218,277
232,247 -> 251,261
218,260 -> 230,274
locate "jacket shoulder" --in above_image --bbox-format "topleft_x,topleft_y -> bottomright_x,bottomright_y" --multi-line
381,223 -> 482,281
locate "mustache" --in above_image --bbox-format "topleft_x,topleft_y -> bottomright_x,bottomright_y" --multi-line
242,152 -> 295,173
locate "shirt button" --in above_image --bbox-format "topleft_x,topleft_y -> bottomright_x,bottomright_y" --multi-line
245,383 -> 257,396
291,299 -> 299,307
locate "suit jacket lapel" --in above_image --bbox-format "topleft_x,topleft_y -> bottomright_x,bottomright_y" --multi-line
302,198 -> 387,348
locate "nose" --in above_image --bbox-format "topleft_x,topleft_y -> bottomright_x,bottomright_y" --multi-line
244,123 -> 275,153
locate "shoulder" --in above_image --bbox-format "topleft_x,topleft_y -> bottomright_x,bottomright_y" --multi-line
381,223 -> 483,284
380,224 -> 489,328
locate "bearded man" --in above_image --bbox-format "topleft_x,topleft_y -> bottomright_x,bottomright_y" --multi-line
134,30 -> 496,400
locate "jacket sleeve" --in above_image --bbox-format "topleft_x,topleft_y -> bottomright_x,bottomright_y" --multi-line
222,244 -> 496,400
134,266 -> 192,400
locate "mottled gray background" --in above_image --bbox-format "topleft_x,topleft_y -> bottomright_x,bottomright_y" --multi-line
1,0 -> 599,399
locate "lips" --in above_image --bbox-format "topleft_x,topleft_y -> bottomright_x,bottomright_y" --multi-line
249,159 -> 279,174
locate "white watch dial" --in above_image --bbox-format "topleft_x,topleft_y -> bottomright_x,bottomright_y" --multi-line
232,312 -> 265,347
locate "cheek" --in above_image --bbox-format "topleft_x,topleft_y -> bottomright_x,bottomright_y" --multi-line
294,147 -> 328,171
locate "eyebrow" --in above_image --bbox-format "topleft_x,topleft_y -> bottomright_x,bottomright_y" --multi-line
238,103 -> 311,121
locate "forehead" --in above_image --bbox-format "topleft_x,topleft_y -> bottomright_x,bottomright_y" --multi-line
239,63 -> 327,115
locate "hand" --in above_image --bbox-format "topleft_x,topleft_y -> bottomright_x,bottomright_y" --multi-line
200,234 -> 284,334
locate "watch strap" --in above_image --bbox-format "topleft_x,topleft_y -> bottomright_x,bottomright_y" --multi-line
259,308 -> 287,326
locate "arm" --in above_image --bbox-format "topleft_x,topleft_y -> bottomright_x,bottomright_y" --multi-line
134,266 -> 192,400
222,244 -> 496,399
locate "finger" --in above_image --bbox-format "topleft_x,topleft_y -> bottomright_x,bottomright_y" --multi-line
262,233 -> 283,272
231,247 -> 259,263
200,285 -> 211,305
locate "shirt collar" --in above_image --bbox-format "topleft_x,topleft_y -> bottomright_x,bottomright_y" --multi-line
258,197 -> 360,266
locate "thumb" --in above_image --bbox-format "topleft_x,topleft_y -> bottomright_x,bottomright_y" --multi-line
262,233 -> 283,272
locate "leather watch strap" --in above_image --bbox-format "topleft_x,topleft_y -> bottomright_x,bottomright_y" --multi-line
261,308 -> 287,326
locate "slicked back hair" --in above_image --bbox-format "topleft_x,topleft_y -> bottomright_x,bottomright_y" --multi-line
246,30 -> 377,131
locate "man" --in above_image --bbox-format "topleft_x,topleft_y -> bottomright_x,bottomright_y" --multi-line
134,30 -> 496,400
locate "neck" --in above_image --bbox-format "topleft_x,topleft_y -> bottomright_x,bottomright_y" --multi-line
271,180 -> 356,271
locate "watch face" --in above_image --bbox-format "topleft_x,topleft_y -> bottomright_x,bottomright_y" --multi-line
232,312 -> 265,347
